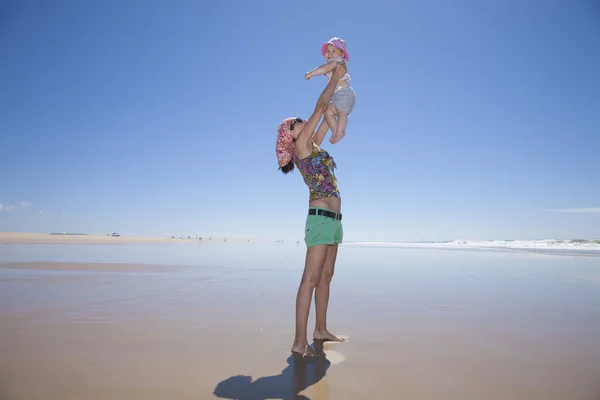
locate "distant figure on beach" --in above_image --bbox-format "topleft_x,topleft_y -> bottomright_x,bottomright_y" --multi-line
276,62 -> 348,357
305,37 -> 355,144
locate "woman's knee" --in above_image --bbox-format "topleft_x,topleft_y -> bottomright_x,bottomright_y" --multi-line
320,267 -> 334,284
301,247 -> 328,288
301,271 -> 322,288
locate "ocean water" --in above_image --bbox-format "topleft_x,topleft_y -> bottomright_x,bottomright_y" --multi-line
347,239 -> 600,256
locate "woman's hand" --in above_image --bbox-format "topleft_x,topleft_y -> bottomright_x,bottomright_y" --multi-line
331,62 -> 347,80
295,61 -> 349,149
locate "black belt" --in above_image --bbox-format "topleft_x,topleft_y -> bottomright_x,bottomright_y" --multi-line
308,208 -> 342,221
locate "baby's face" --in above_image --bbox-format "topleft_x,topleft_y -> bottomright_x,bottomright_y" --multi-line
324,44 -> 344,62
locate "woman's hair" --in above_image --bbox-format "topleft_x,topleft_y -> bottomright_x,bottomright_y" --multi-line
280,160 -> 294,174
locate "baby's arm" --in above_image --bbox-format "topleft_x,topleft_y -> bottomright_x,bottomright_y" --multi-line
305,60 -> 338,80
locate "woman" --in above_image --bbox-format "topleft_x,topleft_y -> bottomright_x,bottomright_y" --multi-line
275,62 -> 348,357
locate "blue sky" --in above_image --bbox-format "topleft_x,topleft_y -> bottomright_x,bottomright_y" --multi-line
1,0 -> 599,241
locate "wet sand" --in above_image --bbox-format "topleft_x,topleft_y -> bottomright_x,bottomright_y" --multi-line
0,246 -> 599,399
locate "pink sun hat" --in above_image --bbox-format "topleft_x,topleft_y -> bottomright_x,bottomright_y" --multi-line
321,37 -> 349,62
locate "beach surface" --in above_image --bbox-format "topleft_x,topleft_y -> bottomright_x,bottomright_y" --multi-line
1,243 -> 599,399
0,231 -> 250,245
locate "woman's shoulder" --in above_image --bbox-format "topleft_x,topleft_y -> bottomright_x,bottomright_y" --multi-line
294,141 -> 319,161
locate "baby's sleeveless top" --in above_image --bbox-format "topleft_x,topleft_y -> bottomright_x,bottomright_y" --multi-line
293,143 -> 341,201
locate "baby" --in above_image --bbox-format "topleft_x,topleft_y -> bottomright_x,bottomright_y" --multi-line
305,37 -> 356,144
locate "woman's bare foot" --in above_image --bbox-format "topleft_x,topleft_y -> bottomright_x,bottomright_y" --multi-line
291,341 -> 317,357
313,329 -> 346,342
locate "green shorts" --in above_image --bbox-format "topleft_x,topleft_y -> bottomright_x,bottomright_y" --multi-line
304,207 -> 344,247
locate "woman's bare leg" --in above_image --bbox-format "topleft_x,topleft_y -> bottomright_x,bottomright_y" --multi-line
313,244 -> 345,341
291,244 -> 329,356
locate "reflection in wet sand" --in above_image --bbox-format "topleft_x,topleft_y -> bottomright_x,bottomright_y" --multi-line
0,245 -> 599,400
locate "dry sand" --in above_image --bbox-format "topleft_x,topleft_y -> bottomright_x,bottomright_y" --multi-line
1,258 -> 599,400
0,261 -> 186,272
0,232 -> 250,245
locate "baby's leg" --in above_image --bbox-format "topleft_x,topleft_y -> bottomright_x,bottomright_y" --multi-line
324,104 -> 338,138
330,111 -> 348,144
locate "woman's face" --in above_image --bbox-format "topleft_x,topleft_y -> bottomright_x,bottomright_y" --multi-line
289,117 -> 306,139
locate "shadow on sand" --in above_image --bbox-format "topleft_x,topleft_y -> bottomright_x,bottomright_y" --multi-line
213,340 -> 331,400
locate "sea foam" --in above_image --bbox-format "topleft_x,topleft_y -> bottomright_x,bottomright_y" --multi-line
345,239 -> 600,253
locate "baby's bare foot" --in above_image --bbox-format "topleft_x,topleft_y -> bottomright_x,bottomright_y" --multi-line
313,329 -> 347,342
329,131 -> 345,144
291,342 -> 317,357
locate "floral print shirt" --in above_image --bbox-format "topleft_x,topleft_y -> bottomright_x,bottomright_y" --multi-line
293,143 -> 341,201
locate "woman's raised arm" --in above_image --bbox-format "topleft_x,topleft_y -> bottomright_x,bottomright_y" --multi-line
295,62 -> 347,149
